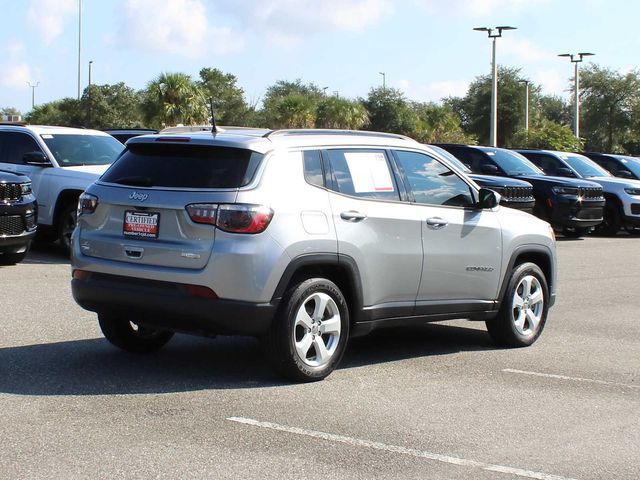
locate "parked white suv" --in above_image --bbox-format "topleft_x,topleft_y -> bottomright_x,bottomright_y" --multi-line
71,128 -> 557,381
0,124 -> 124,252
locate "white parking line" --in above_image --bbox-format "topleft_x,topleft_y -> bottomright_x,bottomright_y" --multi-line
502,369 -> 640,389
227,417 -> 578,480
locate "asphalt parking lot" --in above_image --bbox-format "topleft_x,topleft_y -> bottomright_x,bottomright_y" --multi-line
1,236 -> 638,480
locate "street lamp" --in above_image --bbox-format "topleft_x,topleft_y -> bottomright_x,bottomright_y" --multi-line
379,71 -> 386,90
474,25 -> 517,147
27,81 -> 40,109
88,60 -> 94,127
518,80 -> 530,131
77,0 -> 82,99
558,52 -> 595,139
88,60 -> 94,87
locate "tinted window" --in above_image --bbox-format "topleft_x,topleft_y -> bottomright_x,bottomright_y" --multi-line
41,134 -> 124,166
481,148 -> 543,176
101,144 -> 263,188
0,132 -> 42,165
522,153 -> 563,176
562,154 -> 611,178
325,149 -> 400,200
428,145 -> 471,173
303,150 -> 324,187
395,150 -> 475,207
614,156 -> 640,177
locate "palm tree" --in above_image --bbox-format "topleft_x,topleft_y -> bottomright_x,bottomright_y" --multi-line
316,96 -> 369,130
142,72 -> 208,128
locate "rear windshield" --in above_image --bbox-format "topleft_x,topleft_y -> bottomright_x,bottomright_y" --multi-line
101,143 -> 263,188
42,134 -> 124,166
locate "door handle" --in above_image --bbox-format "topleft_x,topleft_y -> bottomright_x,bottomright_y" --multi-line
426,217 -> 448,228
340,211 -> 367,222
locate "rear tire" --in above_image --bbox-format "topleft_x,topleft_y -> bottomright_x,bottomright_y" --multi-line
486,262 -> 549,348
98,314 -> 174,353
266,278 -> 349,382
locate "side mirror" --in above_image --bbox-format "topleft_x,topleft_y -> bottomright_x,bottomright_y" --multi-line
618,170 -> 634,179
480,163 -> 499,175
556,167 -> 575,177
23,151 -> 51,167
477,188 -> 500,209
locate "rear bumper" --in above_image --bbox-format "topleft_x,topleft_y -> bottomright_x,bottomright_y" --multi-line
71,271 -> 277,336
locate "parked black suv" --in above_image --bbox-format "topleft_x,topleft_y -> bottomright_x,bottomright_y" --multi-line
435,145 -> 605,237
428,145 -> 535,212
103,128 -> 158,144
0,170 -> 37,264
517,149 -> 640,235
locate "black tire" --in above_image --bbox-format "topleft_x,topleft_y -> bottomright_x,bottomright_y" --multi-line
0,251 -> 27,265
266,278 -> 349,382
624,225 -> 640,235
596,203 -> 622,236
58,202 -> 77,255
486,262 -> 549,348
98,313 -> 174,353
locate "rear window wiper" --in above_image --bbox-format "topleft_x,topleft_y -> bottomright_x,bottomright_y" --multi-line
112,176 -> 153,187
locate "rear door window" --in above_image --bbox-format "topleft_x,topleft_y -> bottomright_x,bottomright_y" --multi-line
101,143 -> 263,188
325,149 -> 400,200
0,132 -> 42,165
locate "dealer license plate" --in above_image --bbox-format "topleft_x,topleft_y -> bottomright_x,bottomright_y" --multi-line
123,211 -> 159,239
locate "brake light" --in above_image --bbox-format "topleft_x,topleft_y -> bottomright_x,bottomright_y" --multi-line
185,285 -> 218,299
155,137 -> 191,142
216,204 -> 274,234
186,204 -> 217,225
78,193 -> 98,216
185,203 -> 273,233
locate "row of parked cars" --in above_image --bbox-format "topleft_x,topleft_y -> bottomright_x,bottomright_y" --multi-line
2,122 -> 640,267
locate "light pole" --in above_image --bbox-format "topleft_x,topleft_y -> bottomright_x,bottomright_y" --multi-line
379,71 -> 386,90
77,0 -> 82,99
518,80 -> 530,131
88,60 -> 94,127
558,52 -> 595,139
88,60 -> 94,87
27,81 -> 40,109
474,25 -> 517,147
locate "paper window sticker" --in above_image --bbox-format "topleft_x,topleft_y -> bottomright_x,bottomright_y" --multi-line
344,152 -> 394,193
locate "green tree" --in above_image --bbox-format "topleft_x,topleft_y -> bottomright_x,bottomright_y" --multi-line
579,65 -> 640,152
25,98 -> 83,126
198,67 -> 250,125
259,79 -> 324,127
537,94 -> 571,126
511,119 -> 582,151
361,87 -> 418,136
82,82 -> 144,129
446,67 -> 536,146
315,96 -> 369,129
1,107 -> 21,119
412,102 -> 476,144
141,72 -> 208,128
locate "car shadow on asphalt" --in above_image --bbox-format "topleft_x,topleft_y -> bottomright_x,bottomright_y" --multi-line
0,323 -> 493,395
22,242 -> 70,265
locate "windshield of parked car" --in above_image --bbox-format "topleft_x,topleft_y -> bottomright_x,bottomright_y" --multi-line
562,154 -> 611,178
481,148 -> 544,176
613,156 -> 640,177
428,145 -> 472,173
41,134 -> 124,167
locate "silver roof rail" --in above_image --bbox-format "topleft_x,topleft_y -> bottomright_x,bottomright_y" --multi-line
262,128 -> 415,141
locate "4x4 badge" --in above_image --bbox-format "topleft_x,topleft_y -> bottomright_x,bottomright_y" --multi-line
129,191 -> 148,201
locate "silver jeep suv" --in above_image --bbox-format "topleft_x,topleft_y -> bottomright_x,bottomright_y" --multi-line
71,128 -> 557,381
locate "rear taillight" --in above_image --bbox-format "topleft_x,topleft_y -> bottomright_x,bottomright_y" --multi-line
186,204 -> 218,225
185,203 -> 273,234
77,193 -> 98,216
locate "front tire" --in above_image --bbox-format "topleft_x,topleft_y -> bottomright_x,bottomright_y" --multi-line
98,314 -> 174,353
266,278 -> 349,382
596,203 -> 621,236
486,262 -> 549,347
58,203 -> 77,255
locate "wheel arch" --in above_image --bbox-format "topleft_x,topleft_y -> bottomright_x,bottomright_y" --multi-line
271,254 -> 364,324
497,246 -> 554,306
53,189 -> 83,227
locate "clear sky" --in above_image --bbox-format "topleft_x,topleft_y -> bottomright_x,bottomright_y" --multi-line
0,0 -> 636,115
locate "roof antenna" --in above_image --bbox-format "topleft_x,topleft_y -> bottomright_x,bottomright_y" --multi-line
209,97 -> 218,134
